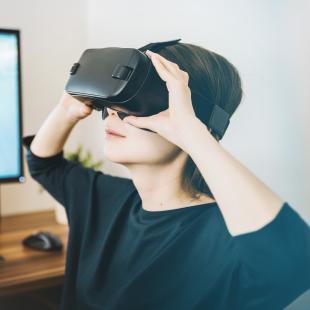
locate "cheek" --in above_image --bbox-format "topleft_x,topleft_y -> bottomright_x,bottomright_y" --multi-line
103,131 -> 178,164
135,133 -> 177,156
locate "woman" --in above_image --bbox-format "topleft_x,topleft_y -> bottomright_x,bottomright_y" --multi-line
22,42 -> 310,309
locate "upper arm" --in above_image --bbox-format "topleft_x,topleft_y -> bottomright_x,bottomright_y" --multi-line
22,134 -> 131,225
232,202 -> 310,309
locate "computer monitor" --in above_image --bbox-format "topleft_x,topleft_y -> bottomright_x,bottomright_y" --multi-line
0,29 -> 24,185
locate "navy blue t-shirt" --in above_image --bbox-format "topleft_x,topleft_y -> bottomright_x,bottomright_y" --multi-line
22,134 -> 310,309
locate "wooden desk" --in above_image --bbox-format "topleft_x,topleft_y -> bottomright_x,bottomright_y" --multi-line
0,210 -> 68,297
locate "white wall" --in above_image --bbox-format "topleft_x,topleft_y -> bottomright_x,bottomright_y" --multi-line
0,0 -> 89,215
1,0 -> 309,224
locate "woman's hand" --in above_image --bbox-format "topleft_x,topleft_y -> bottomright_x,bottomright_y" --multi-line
58,91 -> 94,123
123,50 -> 200,150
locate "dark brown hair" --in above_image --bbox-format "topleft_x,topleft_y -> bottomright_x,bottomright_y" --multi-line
157,43 -> 243,200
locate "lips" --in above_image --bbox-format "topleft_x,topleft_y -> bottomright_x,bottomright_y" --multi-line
105,128 -> 126,137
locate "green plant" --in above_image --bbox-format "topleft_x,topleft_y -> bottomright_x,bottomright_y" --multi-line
65,144 -> 104,169
38,144 -> 104,194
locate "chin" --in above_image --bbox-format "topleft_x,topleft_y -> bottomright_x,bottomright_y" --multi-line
103,151 -> 127,164
103,148 -> 137,164
103,149 -> 162,166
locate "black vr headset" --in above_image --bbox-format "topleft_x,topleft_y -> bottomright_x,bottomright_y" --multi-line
65,38 -> 230,140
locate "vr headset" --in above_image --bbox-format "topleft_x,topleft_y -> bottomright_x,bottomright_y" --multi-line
65,38 -> 230,140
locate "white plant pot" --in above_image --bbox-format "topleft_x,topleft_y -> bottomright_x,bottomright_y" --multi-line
54,201 -> 68,225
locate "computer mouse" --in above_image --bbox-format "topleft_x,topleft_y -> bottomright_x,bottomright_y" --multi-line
22,230 -> 63,251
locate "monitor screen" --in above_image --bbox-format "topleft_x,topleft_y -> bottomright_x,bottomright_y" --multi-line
0,29 -> 24,183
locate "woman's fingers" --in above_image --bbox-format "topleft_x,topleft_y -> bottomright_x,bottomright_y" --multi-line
146,50 -> 188,83
146,51 -> 173,82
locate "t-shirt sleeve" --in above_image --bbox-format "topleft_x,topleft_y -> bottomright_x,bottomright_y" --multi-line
22,134 -> 131,226
232,202 -> 310,309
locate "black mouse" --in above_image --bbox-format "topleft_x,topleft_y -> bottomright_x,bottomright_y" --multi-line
22,230 -> 63,251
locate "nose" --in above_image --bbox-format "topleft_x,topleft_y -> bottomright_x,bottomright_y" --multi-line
102,107 -> 130,121
106,107 -> 118,117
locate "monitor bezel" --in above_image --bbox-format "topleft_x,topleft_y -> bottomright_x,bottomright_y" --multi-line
0,28 -> 24,184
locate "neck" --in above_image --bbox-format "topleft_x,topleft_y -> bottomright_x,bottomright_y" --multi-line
132,173 -> 187,211
126,162 -> 215,212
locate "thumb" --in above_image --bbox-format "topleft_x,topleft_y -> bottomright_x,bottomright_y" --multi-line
123,115 -> 154,130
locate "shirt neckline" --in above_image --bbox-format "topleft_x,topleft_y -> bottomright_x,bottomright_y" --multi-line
127,180 -> 218,218
137,200 -> 218,217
